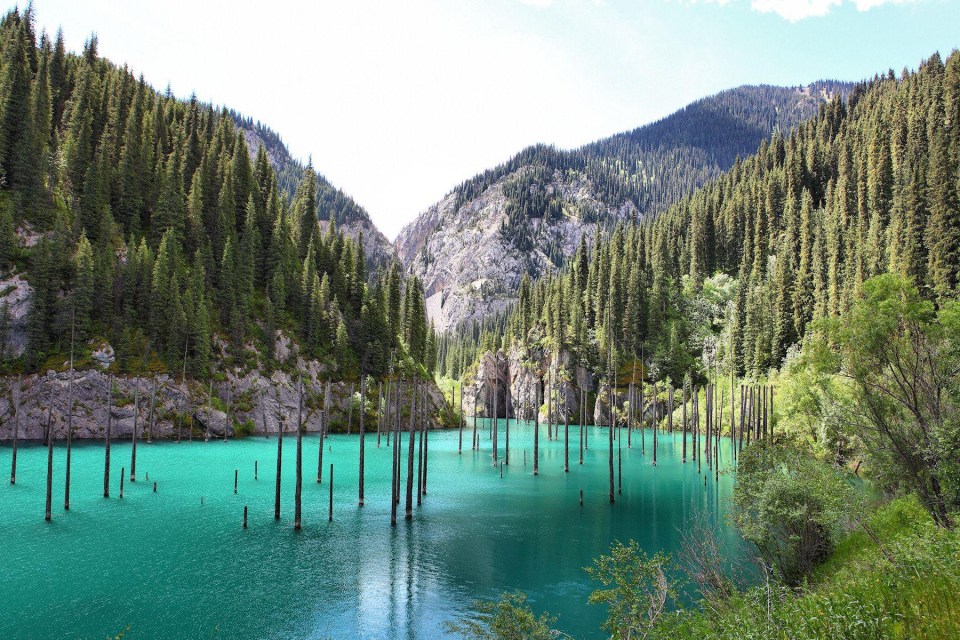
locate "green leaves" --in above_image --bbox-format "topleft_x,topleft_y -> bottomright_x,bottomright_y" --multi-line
445,591 -> 557,640
586,540 -> 678,640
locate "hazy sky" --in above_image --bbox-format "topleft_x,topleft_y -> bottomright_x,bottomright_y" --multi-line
11,0 -> 960,239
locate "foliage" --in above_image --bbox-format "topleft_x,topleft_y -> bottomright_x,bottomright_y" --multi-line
655,496 -> 960,640
0,8 -> 431,379
455,52 -> 960,392
819,274 -> 960,527
732,442 -> 856,586
586,540 -> 678,640
444,591 -> 557,640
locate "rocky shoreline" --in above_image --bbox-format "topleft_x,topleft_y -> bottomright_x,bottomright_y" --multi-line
0,366 -> 448,442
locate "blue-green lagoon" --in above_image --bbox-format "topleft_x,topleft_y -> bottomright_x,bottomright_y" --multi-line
0,422 -> 745,639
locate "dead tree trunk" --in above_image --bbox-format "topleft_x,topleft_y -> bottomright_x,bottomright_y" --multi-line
64,366 -> 74,510
533,380 -> 540,476
359,377 -> 366,507
376,381 -> 382,448
505,382 -> 511,465
564,393 -> 570,473
405,377 -> 417,519
294,375 -> 304,531
130,386 -> 139,482
274,389 -> 283,521
10,376 -> 20,484
682,378 -> 688,463
103,374 -> 112,497
44,401 -> 53,521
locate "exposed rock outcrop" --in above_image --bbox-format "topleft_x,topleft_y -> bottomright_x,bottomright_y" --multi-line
0,365 -> 448,442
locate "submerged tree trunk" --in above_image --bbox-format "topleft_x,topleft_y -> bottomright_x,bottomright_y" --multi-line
294,375 -> 303,531
533,381 -> 540,476
64,366 -> 74,511
359,377 -> 366,507
104,375 -> 112,498
406,377 -> 417,520
274,390 -> 283,521
131,386 -> 139,482
10,376 -> 20,484
44,402 -> 53,522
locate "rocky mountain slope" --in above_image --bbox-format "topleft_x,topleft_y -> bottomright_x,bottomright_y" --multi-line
233,113 -> 395,269
397,82 -> 851,332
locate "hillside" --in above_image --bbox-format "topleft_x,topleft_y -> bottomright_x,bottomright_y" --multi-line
231,113 -> 395,270
397,82 -> 851,332
0,7 -> 431,385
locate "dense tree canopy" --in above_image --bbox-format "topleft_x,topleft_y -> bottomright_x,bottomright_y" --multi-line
452,52 -> 960,387
0,8 -> 430,379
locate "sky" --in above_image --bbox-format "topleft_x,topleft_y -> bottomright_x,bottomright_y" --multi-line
9,0 -> 960,239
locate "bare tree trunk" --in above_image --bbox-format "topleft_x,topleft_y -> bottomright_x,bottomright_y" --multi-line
64,366 -> 74,510
130,386 -> 139,482
564,392 -> 570,473
458,384 -> 463,454
472,390 -> 478,451
423,388 -> 429,496
608,347 -> 615,504
492,374 -> 498,464
274,390 -> 283,521
44,401 -> 53,521
682,377 -> 688,463
359,377 -> 366,507
505,381 -> 511,465
534,380 -> 540,476
103,375 -> 112,497
294,375 -> 303,531
10,376 -> 19,484
405,377 -> 416,519
391,379 -> 400,526
417,385 -> 424,505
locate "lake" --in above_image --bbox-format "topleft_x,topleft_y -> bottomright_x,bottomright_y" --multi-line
0,419 -> 746,639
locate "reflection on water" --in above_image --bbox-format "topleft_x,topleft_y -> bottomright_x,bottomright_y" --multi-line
0,420 -> 746,639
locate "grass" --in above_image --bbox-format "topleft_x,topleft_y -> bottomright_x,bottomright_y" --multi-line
655,495 -> 960,639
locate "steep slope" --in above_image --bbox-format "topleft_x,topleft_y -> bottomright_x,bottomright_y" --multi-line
233,113 -> 395,269
397,82 -> 851,332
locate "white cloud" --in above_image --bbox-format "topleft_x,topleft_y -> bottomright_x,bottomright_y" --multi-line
750,0 -> 917,21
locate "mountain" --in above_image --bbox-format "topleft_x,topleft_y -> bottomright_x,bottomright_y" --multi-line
446,52 -> 960,387
397,82 -> 852,332
231,113 -> 395,270
0,7 -> 430,383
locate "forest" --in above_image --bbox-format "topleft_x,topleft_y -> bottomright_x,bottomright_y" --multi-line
0,7 -> 433,380
444,51 -> 960,639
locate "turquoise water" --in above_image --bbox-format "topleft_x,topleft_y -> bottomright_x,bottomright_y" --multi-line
0,421 -> 745,639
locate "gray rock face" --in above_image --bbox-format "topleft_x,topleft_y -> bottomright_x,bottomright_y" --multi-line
0,272 -> 32,358
465,344 -> 596,424
0,365 -> 448,442
396,168 -> 635,333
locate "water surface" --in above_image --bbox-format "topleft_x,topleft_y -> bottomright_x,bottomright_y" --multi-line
0,421 -> 745,639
